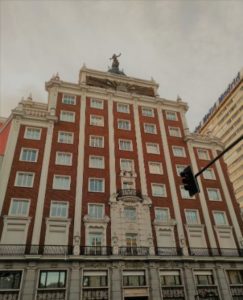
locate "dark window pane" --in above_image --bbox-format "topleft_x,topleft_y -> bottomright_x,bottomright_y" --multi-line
0,271 -> 21,289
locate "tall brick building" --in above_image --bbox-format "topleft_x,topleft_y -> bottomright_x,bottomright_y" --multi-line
0,63 -> 242,300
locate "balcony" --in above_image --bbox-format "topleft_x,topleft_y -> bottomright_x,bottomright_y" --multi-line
36,290 -> 65,300
196,286 -> 219,299
82,288 -> 109,300
161,286 -> 185,299
119,247 -> 149,256
230,286 -> 243,297
80,246 -> 112,256
0,291 -> 19,300
156,247 -> 183,256
117,189 -> 142,199
189,247 -> 243,257
0,245 -> 72,256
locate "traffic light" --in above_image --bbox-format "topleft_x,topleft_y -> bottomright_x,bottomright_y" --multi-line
180,166 -> 200,197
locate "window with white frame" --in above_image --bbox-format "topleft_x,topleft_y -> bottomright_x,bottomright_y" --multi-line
88,232 -> 103,247
142,107 -> 154,117
185,210 -> 199,224
38,270 -> 66,289
89,156 -> 104,169
83,271 -> 108,288
117,103 -> 129,113
20,148 -> 38,162
120,159 -> 134,171
166,111 -> 178,121
169,127 -> 181,137
155,208 -> 169,222
90,98 -> 104,109
148,162 -> 163,174
55,152 -> 72,166
0,271 -> 22,291
50,201 -> 68,218
194,270 -> 214,285
207,188 -> 221,201
89,178 -> 104,192
9,198 -> 30,216
24,127 -> 41,140
15,172 -> 34,187
58,131 -> 74,144
203,168 -> 215,180
146,143 -> 160,154
60,110 -> 75,122
118,119 -> 131,130
122,179 -> 135,189
160,270 -> 182,286
213,211 -> 228,225
123,271 -> 146,287
172,146 -> 186,157
176,165 -> 187,176
151,184 -> 166,197
180,185 -> 195,199
124,207 -> 136,221
88,204 -> 104,219
144,123 -> 157,134
198,149 -> 210,160
119,139 -> 133,151
90,115 -> 104,127
53,175 -> 71,190
89,136 -> 104,148
62,94 -> 76,105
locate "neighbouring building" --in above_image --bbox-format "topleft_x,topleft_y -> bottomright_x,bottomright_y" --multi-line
196,69 -> 243,210
0,61 -> 243,300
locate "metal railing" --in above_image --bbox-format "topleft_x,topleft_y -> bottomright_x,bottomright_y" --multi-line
196,286 -> 219,300
117,189 -> 142,198
82,288 -> 109,300
0,291 -> 19,300
230,286 -> 243,297
157,247 -> 183,256
189,247 -> 243,257
80,246 -> 112,256
0,245 -> 72,256
119,247 -> 149,256
161,286 -> 185,299
36,290 -> 65,300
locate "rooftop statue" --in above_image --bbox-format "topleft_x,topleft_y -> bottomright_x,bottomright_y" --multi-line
108,53 -> 125,75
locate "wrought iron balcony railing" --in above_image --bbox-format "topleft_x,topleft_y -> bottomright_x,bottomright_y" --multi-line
189,247 -> 243,257
80,246 -> 112,256
196,286 -> 219,299
156,247 -> 183,256
82,288 -> 109,300
161,286 -> 185,299
117,189 -> 142,198
36,290 -> 66,300
230,286 -> 243,297
0,245 -> 73,256
0,291 -> 19,300
119,247 -> 149,256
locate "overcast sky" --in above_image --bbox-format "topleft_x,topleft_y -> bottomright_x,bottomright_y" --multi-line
0,0 -> 242,130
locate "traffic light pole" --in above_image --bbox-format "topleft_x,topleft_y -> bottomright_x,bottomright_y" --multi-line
195,134 -> 243,178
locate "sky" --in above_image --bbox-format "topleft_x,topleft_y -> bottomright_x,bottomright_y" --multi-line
0,0 -> 243,131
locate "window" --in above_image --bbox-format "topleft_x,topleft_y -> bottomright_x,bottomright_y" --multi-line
62,94 -> 76,105
89,178 -> 104,192
83,271 -> 107,287
185,210 -> 199,224
180,185 -> 195,199
119,139 -> 133,151
9,199 -> 30,216
124,207 -> 136,221
155,208 -> 169,222
20,148 -> 38,162
146,143 -> 160,154
118,119 -> 131,130
160,271 -> 182,286
58,131 -> 74,144
166,111 -> 177,121
144,123 -> 157,134
24,127 -> 41,140
227,270 -> 243,284
148,162 -> 163,174
203,169 -> 215,180
169,127 -> 181,137
151,184 -> 166,197
123,271 -> 146,287
213,211 -> 228,225
55,152 -> 72,166
142,107 -> 154,117
15,172 -> 34,187
60,110 -> 75,122
90,98 -> 104,109
198,149 -> 210,160
90,115 -> 104,127
120,159 -> 134,171
126,233 -> 137,248
122,179 -> 135,189
38,271 -> 66,288
88,204 -> 104,219
194,271 -> 214,285
50,202 -> 68,218
88,232 -> 102,247
0,271 -> 22,290
176,165 -> 187,176
89,136 -> 104,148
117,103 -> 129,113
207,188 -> 221,201
89,156 -> 104,169
53,175 -> 71,190
172,146 -> 186,157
